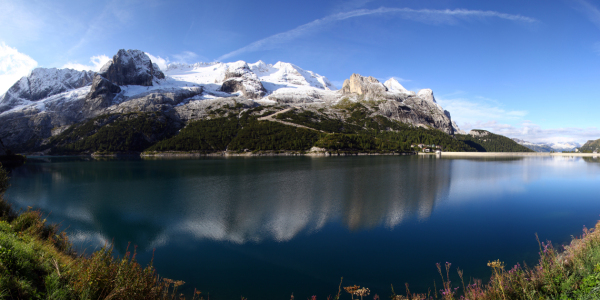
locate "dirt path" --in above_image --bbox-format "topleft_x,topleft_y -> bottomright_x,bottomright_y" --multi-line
258,107 -> 324,132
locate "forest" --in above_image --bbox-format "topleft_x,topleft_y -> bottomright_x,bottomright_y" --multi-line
39,103 -> 532,155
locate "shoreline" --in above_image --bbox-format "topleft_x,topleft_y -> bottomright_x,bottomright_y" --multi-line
440,152 -> 599,157
140,150 -> 416,157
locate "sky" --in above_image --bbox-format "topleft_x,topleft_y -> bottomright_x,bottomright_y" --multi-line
1,0 -> 599,145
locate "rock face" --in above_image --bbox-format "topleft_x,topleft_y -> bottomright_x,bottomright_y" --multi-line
84,75 -> 122,114
98,49 -> 164,86
469,130 -> 489,137
341,74 -> 388,97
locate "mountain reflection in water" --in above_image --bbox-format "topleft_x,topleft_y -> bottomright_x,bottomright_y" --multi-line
6,156 -> 453,252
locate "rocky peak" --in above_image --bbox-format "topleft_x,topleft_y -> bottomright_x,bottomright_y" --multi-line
383,78 -> 408,93
98,49 -> 165,86
469,130 -> 489,137
341,74 -> 388,96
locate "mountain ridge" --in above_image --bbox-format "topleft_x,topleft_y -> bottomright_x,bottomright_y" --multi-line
0,48 -> 518,155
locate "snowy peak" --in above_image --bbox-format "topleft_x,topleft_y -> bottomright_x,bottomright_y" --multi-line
512,139 -> 581,152
0,67 -> 95,113
252,61 -> 336,90
384,78 -> 408,93
417,89 -> 436,103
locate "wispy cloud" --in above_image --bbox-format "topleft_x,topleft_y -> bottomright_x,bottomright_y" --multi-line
172,51 -> 203,64
217,7 -> 538,61
67,0 -> 137,55
571,0 -> 600,29
0,42 -> 38,95
61,55 -> 111,72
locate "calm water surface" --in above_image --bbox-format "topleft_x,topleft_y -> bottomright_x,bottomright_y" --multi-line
5,155 -> 600,299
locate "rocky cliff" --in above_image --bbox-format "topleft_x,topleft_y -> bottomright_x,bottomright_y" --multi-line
0,48 -> 463,153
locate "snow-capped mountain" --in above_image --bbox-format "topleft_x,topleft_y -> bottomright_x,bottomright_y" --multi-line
0,49 -> 462,152
512,138 -> 581,152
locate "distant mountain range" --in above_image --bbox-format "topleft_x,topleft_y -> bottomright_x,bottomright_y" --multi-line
512,139 -> 581,152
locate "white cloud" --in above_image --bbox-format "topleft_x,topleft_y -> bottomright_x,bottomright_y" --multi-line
217,7 -> 538,61
61,55 -> 111,72
0,42 -> 37,95
145,53 -> 169,71
438,93 -> 600,144
436,95 -> 528,125
460,120 -> 600,145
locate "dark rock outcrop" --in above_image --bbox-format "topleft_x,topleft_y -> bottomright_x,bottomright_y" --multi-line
84,75 -> 122,113
98,49 -> 164,86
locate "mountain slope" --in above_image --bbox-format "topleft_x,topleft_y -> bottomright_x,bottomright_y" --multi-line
580,139 -> 600,153
457,130 -> 534,152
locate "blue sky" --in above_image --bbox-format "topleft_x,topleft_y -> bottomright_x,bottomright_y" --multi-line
1,0 -> 599,144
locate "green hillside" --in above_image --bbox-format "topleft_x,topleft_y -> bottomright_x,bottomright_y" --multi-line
36,104 -> 535,155
580,139 -> 600,153
40,112 -> 180,155
456,130 -> 534,152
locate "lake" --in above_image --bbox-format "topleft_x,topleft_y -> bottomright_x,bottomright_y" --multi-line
4,155 -> 600,299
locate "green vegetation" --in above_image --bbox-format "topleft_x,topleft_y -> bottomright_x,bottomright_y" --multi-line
456,130 -> 534,152
146,116 -> 240,152
42,112 -> 180,155
580,138 -> 600,153
37,103 -> 535,155
0,165 -> 201,300
228,119 -> 320,151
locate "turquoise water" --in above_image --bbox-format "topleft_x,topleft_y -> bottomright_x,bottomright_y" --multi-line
5,155 -> 600,299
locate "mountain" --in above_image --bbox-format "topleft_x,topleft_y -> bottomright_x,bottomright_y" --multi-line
457,130 -> 534,152
547,142 -> 580,152
580,139 -> 600,153
512,139 -> 553,152
512,138 -> 580,152
0,49 -> 467,154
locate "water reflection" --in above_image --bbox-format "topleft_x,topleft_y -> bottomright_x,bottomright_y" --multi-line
7,155 -> 599,254
6,156 -> 451,252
